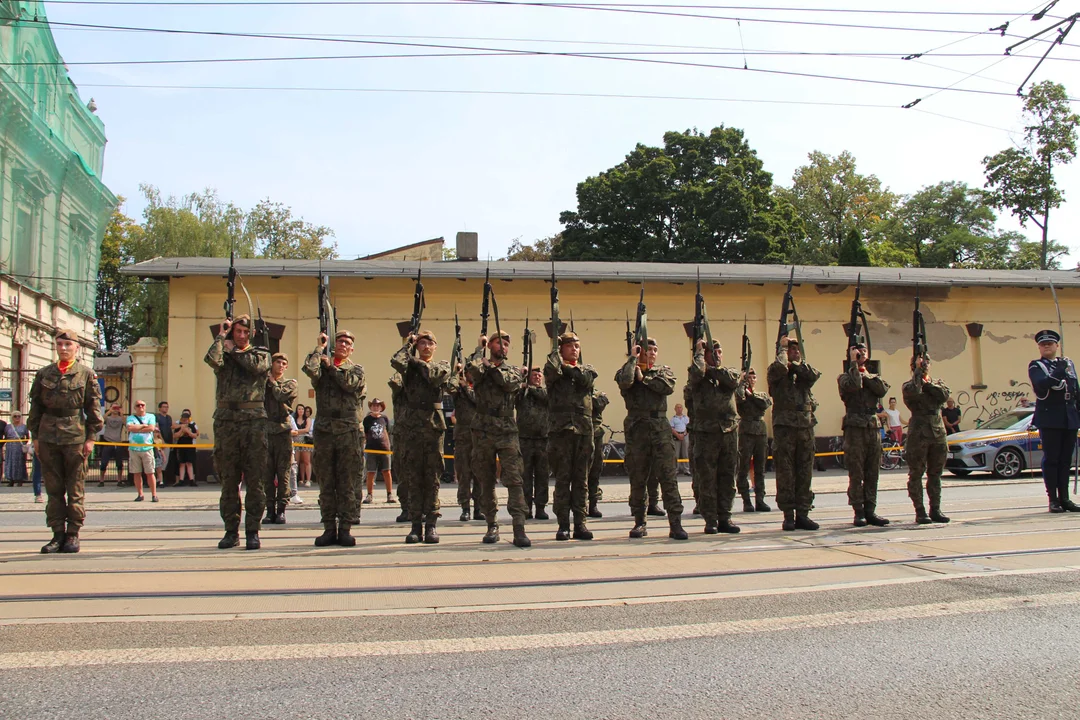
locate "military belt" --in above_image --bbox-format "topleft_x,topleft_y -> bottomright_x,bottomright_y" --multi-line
792,404 -> 806,412
628,411 -> 666,419
325,410 -> 358,419
407,401 -> 443,410
482,408 -> 514,418
847,408 -> 879,415
217,401 -> 263,410
552,405 -> 587,415
695,414 -> 736,424
44,408 -> 81,417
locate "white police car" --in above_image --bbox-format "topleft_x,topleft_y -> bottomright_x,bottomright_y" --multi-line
945,408 -> 1045,479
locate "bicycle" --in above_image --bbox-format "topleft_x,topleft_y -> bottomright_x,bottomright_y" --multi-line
600,424 -> 626,476
828,435 -> 846,470
880,433 -> 905,471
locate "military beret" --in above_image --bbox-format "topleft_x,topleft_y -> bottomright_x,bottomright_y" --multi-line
529,367 -> 543,373
491,331 -> 511,342
231,314 -> 251,328
55,327 -> 80,342
335,330 -> 356,342
1036,329 -> 1061,344
416,330 -> 437,343
558,331 -> 579,345
853,339 -> 868,349
646,337 -> 658,347
271,352 -> 289,363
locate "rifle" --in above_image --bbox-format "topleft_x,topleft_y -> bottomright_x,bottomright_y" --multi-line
741,315 -> 752,374
450,307 -> 463,371
633,283 -> 648,369
549,260 -> 562,352
523,313 -> 534,371
625,312 -> 633,357
224,251 -> 237,321
693,269 -> 716,364
317,271 -> 336,358
570,309 -> 582,363
481,263 -> 491,356
913,286 -> 928,372
252,306 -> 270,351
846,273 -> 871,370
408,260 -> 425,355
775,267 -> 806,360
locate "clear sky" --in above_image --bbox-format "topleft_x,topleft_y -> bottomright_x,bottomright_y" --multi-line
38,0 -> 1080,263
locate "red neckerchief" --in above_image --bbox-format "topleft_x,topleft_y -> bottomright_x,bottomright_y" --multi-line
58,360 -> 74,374
333,357 -> 344,368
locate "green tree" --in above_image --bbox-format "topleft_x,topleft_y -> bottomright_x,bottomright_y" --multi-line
504,235 -> 561,261
247,199 -> 337,260
837,228 -> 870,266
983,80 -> 1079,270
95,199 -> 143,351
779,150 -> 897,265
556,127 -> 793,263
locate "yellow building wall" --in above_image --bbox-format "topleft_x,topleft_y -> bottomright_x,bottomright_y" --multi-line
166,274 -> 1079,442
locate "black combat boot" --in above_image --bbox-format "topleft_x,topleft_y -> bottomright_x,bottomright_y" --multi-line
314,523 -> 338,546
335,523 -> 354,547
512,523 -> 532,548
572,518 -> 593,541
794,510 -> 819,531
534,504 -> 549,521
264,506 -> 277,525
782,510 -> 796,531
929,505 -> 951,523
866,506 -> 890,527
60,532 -> 81,553
473,505 -> 483,521
704,519 -> 719,534
460,504 -> 470,522
405,521 -> 423,544
755,496 -> 772,512
588,500 -> 603,518
629,515 -> 648,538
525,505 -> 534,520
245,532 -> 261,551
912,501 -> 932,524
396,508 -> 410,523
555,515 -> 571,541
41,532 -> 64,554
853,505 -> 868,527
218,530 -> 240,549
482,522 -> 500,544
647,503 -> 665,517
275,503 -> 287,524
716,519 -> 741,534
424,518 -> 440,544
741,490 -> 755,513
668,514 -> 689,540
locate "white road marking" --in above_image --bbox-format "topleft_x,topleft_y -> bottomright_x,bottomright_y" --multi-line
2,590 -> 1078,669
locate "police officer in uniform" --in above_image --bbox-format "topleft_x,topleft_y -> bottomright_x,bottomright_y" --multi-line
28,328 -> 103,554
1028,329 -> 1080,513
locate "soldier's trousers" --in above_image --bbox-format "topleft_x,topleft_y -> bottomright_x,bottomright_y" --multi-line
313,429 -> 361,526
399,427 -> 444,522
393,437 -> 409,513
265,432 -> 293,510
773,425 -> 815,512
647,472 -> 660,507
737,432 -> 767,499
906,431 -> 947,509
520,437 -> 550,509
550,430 -> 593,521
1039,428 -> 1077,503
587,428 -> 605,504
213,418 -> 268,533
625,418 -> 683,517
472,426 -> 528,525
693,430 -> 738,522
455,429 -> 479,507
843,426 -> 881,509
39,442 -> 87,533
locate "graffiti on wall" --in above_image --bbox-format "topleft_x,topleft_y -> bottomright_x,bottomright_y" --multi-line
953,384 -> 1032,428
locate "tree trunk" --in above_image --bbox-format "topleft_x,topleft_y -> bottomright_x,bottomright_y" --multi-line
1041,200 -> 1050,270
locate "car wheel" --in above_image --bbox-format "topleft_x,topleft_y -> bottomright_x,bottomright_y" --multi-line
949,469 -> 972,477
991,448 -> 1024,479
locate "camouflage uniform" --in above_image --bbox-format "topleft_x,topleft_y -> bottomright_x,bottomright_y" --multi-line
767,349 -> 821,520
838,364 -> 889,520
587,389 -> 610,510
303,348 -> 365,533
391,343 -> 450,525
467,346 -> 529,533
736,381 -> 771,505
903,370 -> 950,516
205,334 -> 271,538
517,383 -> 550,513
683,383 -> 695,507
544,347 -> 596,533
27,355 -> 103,551
264,373 -> 298,520
389,372 -> 409,518
450,373 -> 480,515
687,346 -> 741,528
615,355 -> 684,530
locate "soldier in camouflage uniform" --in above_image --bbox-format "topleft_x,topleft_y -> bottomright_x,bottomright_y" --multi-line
767,335 -> 821,532
545,331 -> 597,541
736,368 -> 772,513
682,385 -> 697,515
28,328 -> 103,554
616,338 -> 687,540
467,331 -> 532,547
687,339 -> 741,534
392,330 -> 451,544
586,388 -> 609,518
304,329 -> 366,547
903,357 -> 951,524
204,315 -> 271,550
388,372 -> 410,523
451,366 -> 481,521
517,367 -> 551,520
264,353 -> 298,525
838,343 -> 890,527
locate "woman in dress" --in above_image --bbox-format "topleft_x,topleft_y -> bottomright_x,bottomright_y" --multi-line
4,412 -> 29,487
295,405 -> 313,487
174,409 -> 199,486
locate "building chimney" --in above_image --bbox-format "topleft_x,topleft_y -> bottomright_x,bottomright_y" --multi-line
456,232 -> 478,261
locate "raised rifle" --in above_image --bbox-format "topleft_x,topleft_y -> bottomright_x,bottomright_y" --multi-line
317,271 -> 336,358
741,315 -> 752,374
846,273 -> 871,370
775,267 -> 806,360
625,312 -> 633,357
693,269 -> 716,364
523,313 -> 534,371
570,310 -> 582,363
913,285 -> 928,371
224,250 -> 237,321
481,263 -> 491,356
549,259 -> 562,352
408,260 -> 425,355
450,307 -> 463,371
633,283 -> 648,369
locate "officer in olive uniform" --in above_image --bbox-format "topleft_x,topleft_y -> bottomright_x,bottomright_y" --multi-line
903,356 -> 951,524
736,367 -> 771,513
545,331 -> 597,541
586,387 -> 609,518
264,353 -> 298,525
304,329 -> 366,547
392,330 -> 451,544
687,339 -> 741,534
767,335 -> 821,532
388,371 -> 410,523
204,315 -> 271,550
615,338 -> 687,540
450,366 -> 481,521
517,367 -> 551,520
838,342 -> 890,527
1028,328 -> 1080,513
467,331 -> 532,548
28,328 -> 103,554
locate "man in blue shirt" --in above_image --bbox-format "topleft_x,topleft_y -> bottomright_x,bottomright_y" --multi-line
126,401 -> 158,502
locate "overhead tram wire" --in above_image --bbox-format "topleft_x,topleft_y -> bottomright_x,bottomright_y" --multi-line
10,17 -> 1077,100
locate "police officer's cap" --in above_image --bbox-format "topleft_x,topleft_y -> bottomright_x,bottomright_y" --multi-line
1036,328 -> 1061,344
335,330 -> 356,342
416,330 -> 437,344
271,352 -> 289,363
55,327 -> 80,342
558,331 -> 579,346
